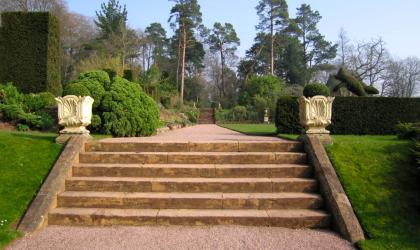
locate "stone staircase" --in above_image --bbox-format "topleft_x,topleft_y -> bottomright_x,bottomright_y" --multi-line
198,109 -> 215,124
48,141 -> 330,228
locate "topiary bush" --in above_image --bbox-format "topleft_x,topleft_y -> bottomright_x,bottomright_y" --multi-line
275,97 -> 302,134
0,12 -> 61,95
335,68 -> 367,96
303,83 -> 330,97
63,82 -> 90,97
100,77 -> 159,137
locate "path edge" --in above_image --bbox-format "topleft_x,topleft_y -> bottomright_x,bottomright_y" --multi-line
301,134 -> 365,244
17,135 -> 90,234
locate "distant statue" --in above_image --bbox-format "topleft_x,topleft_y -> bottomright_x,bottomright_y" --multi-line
264,108 -> 269,124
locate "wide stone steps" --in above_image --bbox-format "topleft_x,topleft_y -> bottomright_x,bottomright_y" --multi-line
49,139 -> 330,229
85,141 -> 303,153
79,152 -> 307,164
65,177 -> 318,193
72,164 -> 313,178
48,208 -> 330,228
57,192 -> 323,209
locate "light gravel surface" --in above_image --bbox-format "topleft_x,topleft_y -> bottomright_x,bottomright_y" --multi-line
101,124 -> 285,142
8,226 -> 354,250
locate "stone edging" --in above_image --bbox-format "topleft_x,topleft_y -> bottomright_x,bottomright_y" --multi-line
17,134 -> 90,233
301,134 -> 365,244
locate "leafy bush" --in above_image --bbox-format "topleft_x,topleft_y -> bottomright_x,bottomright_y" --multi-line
0,83 -> 23,104
90,114 -> 102,132
184,107 -> 199,124
396,123 -> 420,140
16,123 -> 29,132
239,75 -> 284,121
303,83 -> 330,97
63,83 -> 90,97
23,92 -> 55,112
396,122 -> 420,169
276,97 -> 420,135
0,83 -> 55,130
0,12 -> 61,95
79,70 -> 111,91
101,77 -> 159,137
215,106 -> 259,123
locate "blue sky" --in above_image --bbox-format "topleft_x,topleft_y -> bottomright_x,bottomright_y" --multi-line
67,0 -> 420,59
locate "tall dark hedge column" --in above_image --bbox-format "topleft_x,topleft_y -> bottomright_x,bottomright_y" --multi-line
0,12 -> 61,95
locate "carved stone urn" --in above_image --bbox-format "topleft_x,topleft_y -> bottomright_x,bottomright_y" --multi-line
55,95 -> 94,143
298,95 -> 335,134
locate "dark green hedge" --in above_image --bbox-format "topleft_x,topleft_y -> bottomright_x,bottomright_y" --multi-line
276,97 -> 420,135
0,12 -> 61,95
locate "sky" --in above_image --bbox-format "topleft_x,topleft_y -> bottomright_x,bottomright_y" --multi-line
67,0 -> 420,59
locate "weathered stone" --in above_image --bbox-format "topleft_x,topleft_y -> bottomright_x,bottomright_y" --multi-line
301,134 -> 365,243
55,95 -> 94,135
298,95 -> 334,134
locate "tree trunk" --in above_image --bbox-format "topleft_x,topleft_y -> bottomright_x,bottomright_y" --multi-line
270,4 -> 275,76
180,27 -> 187,105
176,33 -> 182,86
220,48 -> 225,96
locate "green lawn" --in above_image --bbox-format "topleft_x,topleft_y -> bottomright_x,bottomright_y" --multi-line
327,136 -> 420,249
222,124 -> 420,249
220,124 -> 277,136
0,131 -> 63,248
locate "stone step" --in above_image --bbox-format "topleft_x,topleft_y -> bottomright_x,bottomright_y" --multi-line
57,192 -> 323,210
48,208 -> 330,228
65,177 -> 317,193
78,152 -> 307,165
72,164 -> 313,178
85,141 -> 303,153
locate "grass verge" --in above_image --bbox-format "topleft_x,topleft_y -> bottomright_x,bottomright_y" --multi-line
326,136 -> 420,249
0,131 -> 63,248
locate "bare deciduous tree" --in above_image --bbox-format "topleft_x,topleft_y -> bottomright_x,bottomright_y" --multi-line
381,57 -> 420,97
345,38 -> 388,86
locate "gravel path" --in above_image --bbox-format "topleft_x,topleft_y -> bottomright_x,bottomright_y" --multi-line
8,226 -> 354,250
101,124 -> 285,142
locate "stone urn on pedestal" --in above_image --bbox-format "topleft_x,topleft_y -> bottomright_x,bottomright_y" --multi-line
55,95 -> 94,144
298,95 -> 335,145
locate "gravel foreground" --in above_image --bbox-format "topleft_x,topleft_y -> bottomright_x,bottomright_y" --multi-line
8,226 -> 354,250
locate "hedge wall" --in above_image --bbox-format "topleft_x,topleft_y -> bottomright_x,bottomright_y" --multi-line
0,12 -> 61,95
275,97 -> 420,135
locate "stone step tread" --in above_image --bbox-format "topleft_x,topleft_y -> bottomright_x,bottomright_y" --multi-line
73,163 -> 311,169
67,177 -> 316,183
80,152 -> 306,156
59,191 -> 322,200
50,208 -> 329,219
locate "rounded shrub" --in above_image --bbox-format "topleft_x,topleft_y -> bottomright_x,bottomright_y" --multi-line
90,114 -> 102,132
0,83 -> 22,104
63,82 -> 90,97
303,83 -> 330,97
100,77 -> 159,137
231,105 -> 248,122
79,70 -> 112,91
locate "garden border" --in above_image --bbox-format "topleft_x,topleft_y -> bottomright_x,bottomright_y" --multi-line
17,135 -> 90,233
301,134 -> 365,244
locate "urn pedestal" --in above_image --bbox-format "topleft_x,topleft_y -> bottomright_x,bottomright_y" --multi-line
55,95 -> 94,144
298,95 -> 335,145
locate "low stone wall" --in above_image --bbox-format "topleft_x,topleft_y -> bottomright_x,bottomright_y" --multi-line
17,135 -> 90,233
301,134 -> 365,244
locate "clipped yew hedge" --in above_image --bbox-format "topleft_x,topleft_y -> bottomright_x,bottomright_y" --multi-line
275,97 -> 420,135
0,12 -> 61,95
